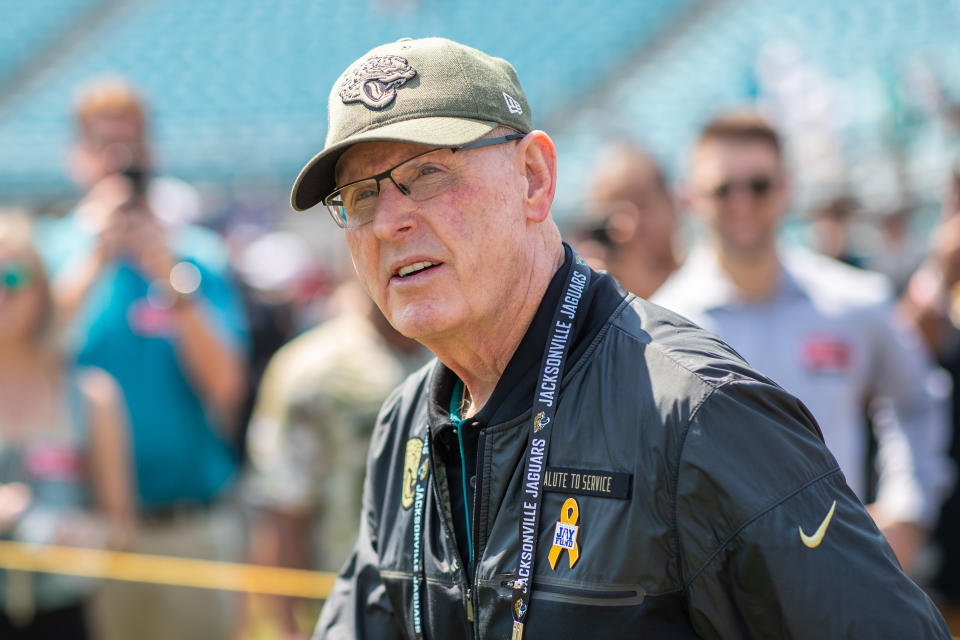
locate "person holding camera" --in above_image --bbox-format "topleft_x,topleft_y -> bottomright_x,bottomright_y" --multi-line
35,77 -> 249,640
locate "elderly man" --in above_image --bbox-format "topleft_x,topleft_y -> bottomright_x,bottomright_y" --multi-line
292,38 -> 950,639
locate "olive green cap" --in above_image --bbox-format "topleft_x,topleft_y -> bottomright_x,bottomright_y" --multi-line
291,37 -> 533,211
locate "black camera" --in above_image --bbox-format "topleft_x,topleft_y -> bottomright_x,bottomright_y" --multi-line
121,164 -> 149,199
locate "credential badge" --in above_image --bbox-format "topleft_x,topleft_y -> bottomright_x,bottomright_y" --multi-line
340,55 -> 417,110
401,437 -> 424,509
548,498 -> 581,570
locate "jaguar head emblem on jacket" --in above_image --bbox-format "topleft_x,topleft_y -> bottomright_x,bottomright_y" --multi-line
340,55 -> 417,110
401,437 -> 424,509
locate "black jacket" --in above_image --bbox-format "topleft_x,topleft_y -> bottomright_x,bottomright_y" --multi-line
315,248 -> 950,639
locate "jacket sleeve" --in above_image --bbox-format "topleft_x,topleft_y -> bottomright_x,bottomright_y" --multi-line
312,404 -> 406,640
676,380 -> 951,640
863,300 -> 954,527
312,511 -> 404,640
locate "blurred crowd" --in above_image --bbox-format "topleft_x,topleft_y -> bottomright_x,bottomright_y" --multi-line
1,75 -> 959,639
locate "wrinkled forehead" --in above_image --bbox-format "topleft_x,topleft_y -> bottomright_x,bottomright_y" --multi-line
334,139 -> 438,186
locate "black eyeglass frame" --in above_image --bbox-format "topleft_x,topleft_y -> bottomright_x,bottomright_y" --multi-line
322,133 -> 526,228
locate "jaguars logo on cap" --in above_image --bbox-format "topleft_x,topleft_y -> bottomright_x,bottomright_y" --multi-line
401,437 -> 424,509
340,55 -> 417,110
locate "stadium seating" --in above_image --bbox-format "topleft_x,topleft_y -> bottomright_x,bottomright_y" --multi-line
548,0 -> 960,217
0,0 -> 693,201
0,0 -> 97,88
0,0 -> 957,214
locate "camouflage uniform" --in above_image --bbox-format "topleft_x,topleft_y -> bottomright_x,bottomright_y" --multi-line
246,310 -> 428,570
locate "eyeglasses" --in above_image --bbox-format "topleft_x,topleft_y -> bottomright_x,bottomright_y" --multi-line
0,262 -> 32,294
707,175 -> 777,201
323,134 -> 525,229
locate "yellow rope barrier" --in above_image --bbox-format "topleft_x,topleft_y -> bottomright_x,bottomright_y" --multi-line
0,541 -> 336,599
3,541 -> 959,636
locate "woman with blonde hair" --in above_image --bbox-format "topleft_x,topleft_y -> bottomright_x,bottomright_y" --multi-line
0,212 -> 133,639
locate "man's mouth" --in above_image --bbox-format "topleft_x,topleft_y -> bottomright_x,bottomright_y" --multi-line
395,261 -> 440,279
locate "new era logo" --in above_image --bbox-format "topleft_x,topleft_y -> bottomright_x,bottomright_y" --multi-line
503,92 -> 523,115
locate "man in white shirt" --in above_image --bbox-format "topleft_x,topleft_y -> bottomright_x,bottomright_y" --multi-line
654,111 -> 953,574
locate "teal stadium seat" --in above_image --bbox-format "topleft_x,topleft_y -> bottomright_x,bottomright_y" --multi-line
0,0 -> 693,200
0,0 -> 957,210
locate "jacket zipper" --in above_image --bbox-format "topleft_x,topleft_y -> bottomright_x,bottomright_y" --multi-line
469,426 -> 486,636
426,424 -> 475,640
456,419 -> 477,636
471,426 -> 486,573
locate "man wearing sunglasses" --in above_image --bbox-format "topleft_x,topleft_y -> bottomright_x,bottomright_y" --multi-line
654,112 -> 952,578
296,38 -> 950,639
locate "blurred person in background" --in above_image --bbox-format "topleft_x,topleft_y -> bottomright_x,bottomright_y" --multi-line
243,280 -> 427,638
35,78 -> 250,640
573,143 -> 680,298
901,165 -> 960,604
0,213 -> 133,639
807,194 -> 867,268
653,111 -> 953,575
230,228 -> 335,463
868,205 -> 924,295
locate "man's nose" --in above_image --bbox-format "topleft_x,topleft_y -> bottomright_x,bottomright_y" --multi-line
725,186 -> 762,212
371,178 -> 416,237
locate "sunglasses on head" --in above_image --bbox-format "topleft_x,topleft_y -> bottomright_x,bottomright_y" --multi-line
0,262 -> 32,294
708,175 -> 776,200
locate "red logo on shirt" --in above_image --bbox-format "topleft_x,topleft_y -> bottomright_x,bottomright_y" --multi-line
801,335 -> 851,373
25,446 -> 85,481
128,298 -> 174,336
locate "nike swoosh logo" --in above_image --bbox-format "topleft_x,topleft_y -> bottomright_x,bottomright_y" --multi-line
798,500 -> 837,548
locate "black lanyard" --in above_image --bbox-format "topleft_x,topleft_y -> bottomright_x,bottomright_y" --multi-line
410,253 -> 591,640
509,253 -> 590,639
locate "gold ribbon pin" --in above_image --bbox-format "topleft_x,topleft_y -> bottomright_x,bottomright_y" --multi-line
548,498 -> 580,570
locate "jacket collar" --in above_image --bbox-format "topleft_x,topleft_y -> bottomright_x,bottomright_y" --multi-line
427,243 -> 625,429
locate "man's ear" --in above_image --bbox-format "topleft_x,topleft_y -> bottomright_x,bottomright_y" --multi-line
518,130 -> 557,223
